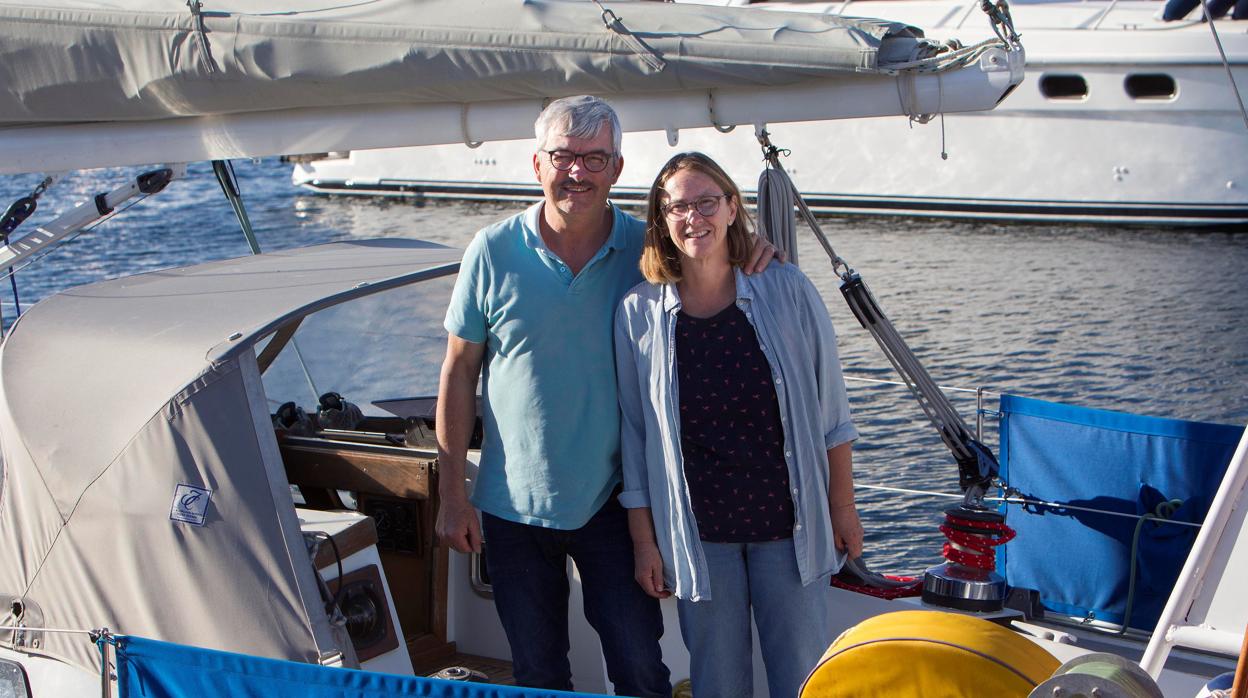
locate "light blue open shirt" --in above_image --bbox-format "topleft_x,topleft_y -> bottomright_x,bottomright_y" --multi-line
614,262 -> 858,601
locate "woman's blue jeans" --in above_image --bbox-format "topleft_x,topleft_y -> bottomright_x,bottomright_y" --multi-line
677,539 -> 832,698
481,498 -> 671,697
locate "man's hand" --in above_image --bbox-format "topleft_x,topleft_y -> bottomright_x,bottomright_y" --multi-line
830,502 -> 864,560
744,234 -> 784,274
633,542 -> 672,599
436,333 -> 485,554
436,492 -> 483,554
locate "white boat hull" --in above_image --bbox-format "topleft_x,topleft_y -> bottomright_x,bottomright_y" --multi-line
293,1 -> 1248,226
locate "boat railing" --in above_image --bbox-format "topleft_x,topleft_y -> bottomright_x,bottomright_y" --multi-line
1088,0 -> 1121,29
839,373 -> 1204,531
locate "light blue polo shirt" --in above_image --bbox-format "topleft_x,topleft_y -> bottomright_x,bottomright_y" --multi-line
445,202 -> 645,529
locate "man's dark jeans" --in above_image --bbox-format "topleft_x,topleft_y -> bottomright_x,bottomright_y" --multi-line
481,497 -> 671,697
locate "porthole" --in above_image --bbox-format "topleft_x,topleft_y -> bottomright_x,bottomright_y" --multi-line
1125,73 -> 1177,100
1039,74 -> 1089,100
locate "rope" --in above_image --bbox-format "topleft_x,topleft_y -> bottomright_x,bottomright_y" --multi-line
881,37 -> 1012,73
754,130 -> 997,497
877,0 -> 1023,76
939,511 -> 1016,570
754,130 -> 850,276
755,167 -> 801,267
1117,498 -> 1183,634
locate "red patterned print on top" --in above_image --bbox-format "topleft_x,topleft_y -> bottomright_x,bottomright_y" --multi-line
675,304 -> 794,542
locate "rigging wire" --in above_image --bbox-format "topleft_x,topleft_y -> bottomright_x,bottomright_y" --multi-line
0,195 -> 151,284
855,482 -> 1202,528
1202,7 -> 1248,133
211,159 -> 321,402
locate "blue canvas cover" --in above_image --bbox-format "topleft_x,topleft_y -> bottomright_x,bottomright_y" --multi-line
111,635 -> 600,698
997,395 -> 1242,631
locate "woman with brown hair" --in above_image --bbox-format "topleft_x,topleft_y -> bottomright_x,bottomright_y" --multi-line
613,152 -> 863,697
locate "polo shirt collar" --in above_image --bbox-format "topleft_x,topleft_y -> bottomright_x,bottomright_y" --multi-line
523,201 -> 627,252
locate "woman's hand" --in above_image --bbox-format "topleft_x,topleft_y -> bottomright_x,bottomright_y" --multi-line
831,502 -> 864,560
633,542 -> 672,599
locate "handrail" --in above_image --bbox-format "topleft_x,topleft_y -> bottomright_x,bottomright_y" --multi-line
1089,0 -> 1121,30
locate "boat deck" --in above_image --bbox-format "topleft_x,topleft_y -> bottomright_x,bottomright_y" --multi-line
416,653 -> 516,686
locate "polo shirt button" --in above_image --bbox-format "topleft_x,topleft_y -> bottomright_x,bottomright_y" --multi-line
775,376 -> 783,384
792,487 -> 799,495
784,450 -> 792,458
794,524 -> 803,531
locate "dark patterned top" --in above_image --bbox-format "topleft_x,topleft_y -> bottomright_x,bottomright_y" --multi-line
676,303 -> 794,542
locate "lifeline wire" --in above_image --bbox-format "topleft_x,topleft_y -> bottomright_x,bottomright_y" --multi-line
854,482 -> 1202,528
0,625 -> 100,634
1202,8 -> 1248,133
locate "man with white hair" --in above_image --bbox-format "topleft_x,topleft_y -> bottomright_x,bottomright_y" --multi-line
435,95 -> 773,694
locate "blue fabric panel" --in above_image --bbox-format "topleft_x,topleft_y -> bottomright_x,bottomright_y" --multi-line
113,635 -> 601,698
997,395 -> 1241,631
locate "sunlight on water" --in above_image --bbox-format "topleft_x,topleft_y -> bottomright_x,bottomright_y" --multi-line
3,159 -> 1245,572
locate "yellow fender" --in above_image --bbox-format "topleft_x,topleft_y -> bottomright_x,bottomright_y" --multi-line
800,610 -> 1060,698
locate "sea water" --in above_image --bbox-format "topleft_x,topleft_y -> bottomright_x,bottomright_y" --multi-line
2,159 -> 1245,571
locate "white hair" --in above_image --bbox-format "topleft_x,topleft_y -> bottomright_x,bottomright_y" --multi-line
534,95 -> 622,153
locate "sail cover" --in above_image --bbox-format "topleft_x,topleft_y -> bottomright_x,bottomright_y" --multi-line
0,0 -> 922,126
0,0 -> 1023,173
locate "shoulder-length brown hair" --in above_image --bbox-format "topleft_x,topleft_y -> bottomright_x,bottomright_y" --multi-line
640,152 -> 753,285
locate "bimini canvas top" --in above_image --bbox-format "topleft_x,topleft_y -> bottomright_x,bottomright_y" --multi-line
0,240 -> 459,670
2,239 -> 458,515
0,0 -> 1024,173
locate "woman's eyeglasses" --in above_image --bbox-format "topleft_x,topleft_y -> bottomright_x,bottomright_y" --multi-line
544,150 -> 614,173
661,194 -> 728,220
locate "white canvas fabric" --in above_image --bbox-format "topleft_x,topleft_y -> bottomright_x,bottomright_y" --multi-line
0,240 -> 460,670
0,0 -> 919,127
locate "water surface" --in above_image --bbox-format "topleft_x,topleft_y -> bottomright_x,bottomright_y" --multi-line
3,160 -> 1244,571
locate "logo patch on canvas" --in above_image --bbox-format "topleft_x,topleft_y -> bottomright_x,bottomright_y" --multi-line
170,484 -> 212,526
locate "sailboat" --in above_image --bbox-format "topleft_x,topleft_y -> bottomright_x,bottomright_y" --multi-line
0,1 -> 1243,697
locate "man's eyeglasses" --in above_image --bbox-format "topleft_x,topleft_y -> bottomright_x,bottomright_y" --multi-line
544,150 -> 614,173
661,194 -> 728,220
